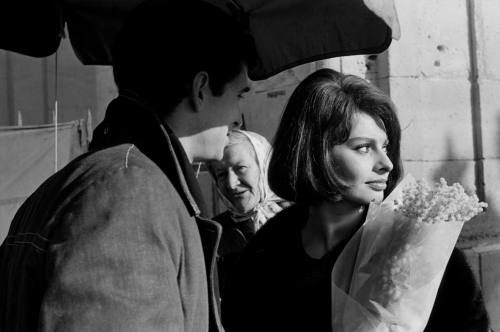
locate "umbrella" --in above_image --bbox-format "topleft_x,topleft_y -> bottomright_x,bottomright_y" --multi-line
0,0 -> 399,80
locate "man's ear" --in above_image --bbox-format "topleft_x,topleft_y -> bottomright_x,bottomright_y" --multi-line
191,71 -> 210,113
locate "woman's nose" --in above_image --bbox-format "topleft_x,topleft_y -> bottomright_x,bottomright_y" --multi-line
227,171 -> 240,189
376,151 -> 393,173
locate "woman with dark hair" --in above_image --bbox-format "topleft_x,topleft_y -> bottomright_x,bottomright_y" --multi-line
222,69 -> 489,332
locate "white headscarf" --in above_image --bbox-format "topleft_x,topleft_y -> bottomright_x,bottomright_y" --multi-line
209,129 -> 289,231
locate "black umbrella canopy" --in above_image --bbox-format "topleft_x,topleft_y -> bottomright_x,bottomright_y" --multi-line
0,0 -> 63,58
210,0 -> 400,80
0,0 -> 400,81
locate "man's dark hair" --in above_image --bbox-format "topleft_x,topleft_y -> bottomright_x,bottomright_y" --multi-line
268,68 -> 403,204
112,0 -> 257,115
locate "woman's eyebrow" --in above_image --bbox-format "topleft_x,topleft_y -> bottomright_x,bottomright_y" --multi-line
347,137 -> 373,142
347,137 -> 390,144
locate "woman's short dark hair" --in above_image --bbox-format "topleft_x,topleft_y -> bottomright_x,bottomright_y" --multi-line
112,0 -> 257,116
268,68 -> 403,204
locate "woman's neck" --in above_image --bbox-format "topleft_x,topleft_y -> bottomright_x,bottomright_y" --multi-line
301,200 -> 367,259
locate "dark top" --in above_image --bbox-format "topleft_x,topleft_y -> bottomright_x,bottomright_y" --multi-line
281,228 -> 349,332
213,211 -> 255,300
213,211 -> 255,242
222,204 -> 490,332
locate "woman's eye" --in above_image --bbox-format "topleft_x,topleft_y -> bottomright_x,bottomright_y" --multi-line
236,165 -> 247,172
355,145 -> 370,153
383,145 -> 390,154
238,94 -> 244,100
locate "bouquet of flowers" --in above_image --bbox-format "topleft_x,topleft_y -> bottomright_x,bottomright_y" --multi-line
331,174 -> 487,332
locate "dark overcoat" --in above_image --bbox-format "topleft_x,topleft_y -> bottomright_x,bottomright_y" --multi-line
0,94 -> 223,332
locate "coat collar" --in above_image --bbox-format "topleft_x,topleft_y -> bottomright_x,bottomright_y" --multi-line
89,91 -> 209,218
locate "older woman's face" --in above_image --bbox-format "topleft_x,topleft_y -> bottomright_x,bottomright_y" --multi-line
214,143 -> 261,213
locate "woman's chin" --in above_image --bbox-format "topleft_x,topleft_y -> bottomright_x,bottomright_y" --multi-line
234,205 -> 251,214
341,194 -> 383,207
232,201 -> 259,215
231,200 -> 248,214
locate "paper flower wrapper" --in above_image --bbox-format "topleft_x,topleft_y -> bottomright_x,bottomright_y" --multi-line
331,175 -> 486,332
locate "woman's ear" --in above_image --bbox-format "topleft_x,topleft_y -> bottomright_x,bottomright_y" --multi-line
191,71 -> 210,113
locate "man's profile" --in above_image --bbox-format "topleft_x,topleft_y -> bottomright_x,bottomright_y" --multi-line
0,1 -> 256,331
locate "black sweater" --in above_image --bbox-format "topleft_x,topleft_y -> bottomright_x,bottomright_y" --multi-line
222,204 -> 490,332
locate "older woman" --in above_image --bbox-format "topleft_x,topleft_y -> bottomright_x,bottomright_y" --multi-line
222,69 -> 490,332
208,129 -> 289,296
208,129 -> 289,239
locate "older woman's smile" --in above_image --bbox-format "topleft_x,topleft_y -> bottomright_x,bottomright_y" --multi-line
213,143 -> 261,213
231,190 -> 248,197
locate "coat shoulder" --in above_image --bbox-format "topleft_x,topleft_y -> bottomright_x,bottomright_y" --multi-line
57,143 -> 173,196
13,143 -> 186,239
78,143 -> 163,177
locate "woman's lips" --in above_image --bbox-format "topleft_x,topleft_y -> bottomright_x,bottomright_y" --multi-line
366,181 -> 387,191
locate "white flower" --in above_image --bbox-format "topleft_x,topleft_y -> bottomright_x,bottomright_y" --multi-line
394,178 -> 487,224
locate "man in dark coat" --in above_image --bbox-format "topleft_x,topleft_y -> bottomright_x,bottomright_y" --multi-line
0,1 -> 256,331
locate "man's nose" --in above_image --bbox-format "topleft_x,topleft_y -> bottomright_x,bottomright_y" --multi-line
231,113 -> 243,131
231,121 -> 241,130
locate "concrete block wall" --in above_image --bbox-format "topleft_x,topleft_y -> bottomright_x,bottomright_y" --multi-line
467,1 -> 500,327
382,0 -> 500,250
384,0 -> 500,245
474,0 -> 500,249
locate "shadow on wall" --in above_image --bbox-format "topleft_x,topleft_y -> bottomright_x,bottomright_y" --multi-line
465,112 -> 500,246
429,136 -> 467,185
430,130 -> 500,248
